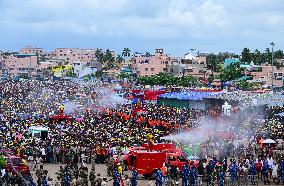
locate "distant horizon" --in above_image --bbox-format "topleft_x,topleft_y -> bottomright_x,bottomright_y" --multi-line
1,45 -> 283,57
0,0 -> 283,56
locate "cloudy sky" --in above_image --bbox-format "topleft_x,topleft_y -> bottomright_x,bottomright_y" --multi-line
0,0 -> 283,56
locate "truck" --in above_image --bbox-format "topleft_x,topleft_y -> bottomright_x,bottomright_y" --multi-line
121,150 -> 167,177
114,143 -> 189,175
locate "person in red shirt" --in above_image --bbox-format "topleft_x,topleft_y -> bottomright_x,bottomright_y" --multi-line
256,159 -> 262,179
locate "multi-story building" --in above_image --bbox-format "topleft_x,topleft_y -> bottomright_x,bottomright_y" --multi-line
244,63 -> 284,87
52,48 -> 97,64
20,46 -> 44,55
4,54 -> 38,76
168,53 -> 210,81
132,49 -> 170,77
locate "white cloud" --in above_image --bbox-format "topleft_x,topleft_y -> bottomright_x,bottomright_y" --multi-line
0,0 -> 283,53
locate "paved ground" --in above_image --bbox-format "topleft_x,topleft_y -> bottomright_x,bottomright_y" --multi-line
30,163 -> 150,186
28,163 -> 273,186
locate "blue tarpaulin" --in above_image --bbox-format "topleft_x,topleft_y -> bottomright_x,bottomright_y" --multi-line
158,91 -> 224,100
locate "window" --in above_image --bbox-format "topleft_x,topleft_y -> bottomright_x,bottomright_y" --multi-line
145,68 -> 148,71
177,156 -> 187,162
60,50 -> 62,52
165,61 -> 168,64
151,68 -> 154,71
167,156 -> 176,161
163,68 -> 167,72
73,54 -> 75,57
64,54 -> 67,56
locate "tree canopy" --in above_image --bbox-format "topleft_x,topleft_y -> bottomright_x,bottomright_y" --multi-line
138,73 -> 198,86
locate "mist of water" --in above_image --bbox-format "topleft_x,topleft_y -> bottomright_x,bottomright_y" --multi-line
161,107 -> 265,158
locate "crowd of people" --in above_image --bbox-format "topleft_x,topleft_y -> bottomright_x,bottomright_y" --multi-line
0,78 -> 283,185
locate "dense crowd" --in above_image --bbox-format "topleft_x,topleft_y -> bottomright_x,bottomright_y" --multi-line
0,78 -> 283,185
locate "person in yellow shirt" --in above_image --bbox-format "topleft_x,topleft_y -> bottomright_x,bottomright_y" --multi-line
117,163 -> 123,175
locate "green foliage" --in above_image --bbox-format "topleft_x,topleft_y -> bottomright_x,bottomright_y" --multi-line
236,81 -> 261,91
241,48 -> 252,63
219,62 -> 244,81
122,48 -> 131,58
118,72 -> 131,79
206,52 -> 233,72
65,71 -> 77,77
116,55 -> 124,63
138,73 -> 198,86
94,70 -> 106,78
0,155 -> 6,169
95,49 -> 116,70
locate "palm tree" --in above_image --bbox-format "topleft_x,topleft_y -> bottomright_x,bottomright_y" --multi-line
252,49 -> 262,65
116,55 -> 124,63
206,54 -> 218,72
95,49 -> 104,63
145,52 -> 151,57
122,48 -> 131,58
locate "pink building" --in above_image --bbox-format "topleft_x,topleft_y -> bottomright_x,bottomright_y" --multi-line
4,54 -> 38,76
20,46 -> 44,55
132,49 -> 170,76
247,63 -> 284,87
168,53 -> 209,81
52,48 -> 97,64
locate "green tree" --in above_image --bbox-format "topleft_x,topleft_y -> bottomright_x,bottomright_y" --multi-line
219,62 -> 244,81
264,48 -> 271,63
206,54 -> 218,72
145,51 -> 151,57
95,49 -> 104,63
252,49 -> 262,65
122,48 -> 131,58
236,81 -> 261,91
137,73 -> 198,86
274,50 -> 284,60
241,48 -> 252,63
116,54 -> 124,63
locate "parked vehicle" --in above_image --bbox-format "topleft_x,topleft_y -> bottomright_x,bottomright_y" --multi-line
5,155 -> 30,176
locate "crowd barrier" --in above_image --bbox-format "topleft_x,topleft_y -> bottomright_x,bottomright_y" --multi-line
194,175 -> 262,186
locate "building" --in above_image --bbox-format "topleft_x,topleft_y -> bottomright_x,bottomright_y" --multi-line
246,63 -> 284,87
132,49 -> 170,76
20,46 -> 44,55
52,48 -> 97,64
168,53 -> 210,81
3,54 -> 38,76
224,58 -> 241,68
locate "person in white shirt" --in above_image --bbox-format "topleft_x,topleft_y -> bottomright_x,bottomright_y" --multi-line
272,163 -> 279,183
267,156 -> 274,179
40,147 -> 46,163
1,169 -> 6,178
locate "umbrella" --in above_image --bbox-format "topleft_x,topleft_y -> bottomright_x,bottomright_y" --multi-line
262,139 -> 276,144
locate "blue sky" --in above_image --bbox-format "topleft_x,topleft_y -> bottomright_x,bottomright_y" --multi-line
0,0 -> 283,56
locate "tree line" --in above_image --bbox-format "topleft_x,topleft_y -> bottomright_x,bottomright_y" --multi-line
138,73 -> 198,86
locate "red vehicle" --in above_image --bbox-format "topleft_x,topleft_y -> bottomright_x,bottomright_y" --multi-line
141,143 -> 182,154
166,153 -> 200,171
5,155 -> 30,176
114,143 -> 188,176
115,150 -> 166,177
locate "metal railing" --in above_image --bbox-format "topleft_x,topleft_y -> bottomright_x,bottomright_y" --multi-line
194,175 -> 261,186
